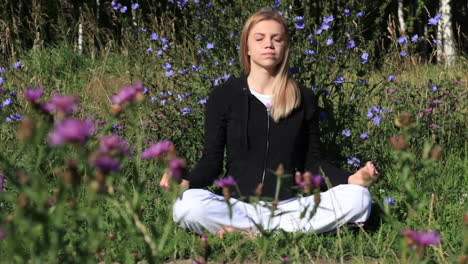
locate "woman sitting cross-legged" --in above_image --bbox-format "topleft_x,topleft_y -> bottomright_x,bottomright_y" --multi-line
159,8 -> 379,236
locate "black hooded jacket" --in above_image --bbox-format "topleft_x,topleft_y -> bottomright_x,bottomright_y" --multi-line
184,75 -> 351,200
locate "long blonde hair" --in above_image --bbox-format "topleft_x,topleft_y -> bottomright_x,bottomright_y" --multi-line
240,8 -> 301,122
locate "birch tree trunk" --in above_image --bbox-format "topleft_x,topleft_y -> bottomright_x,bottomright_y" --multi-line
397,0 -> 406,35
437,0 -> 457,65
78,7 -> 83,55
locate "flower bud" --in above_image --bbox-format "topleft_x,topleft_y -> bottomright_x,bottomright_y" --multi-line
390,135 -> 407,150
222,187 -> 230,200
276,164 -> 284,176
430,145 -> 442,159
110,104 -> 123,115
16,117 -> 35,141
395,112 -> 412,127
255,183 -> 263,196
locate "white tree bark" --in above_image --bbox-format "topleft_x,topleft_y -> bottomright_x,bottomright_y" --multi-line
397,0 -> 406,35
78,23 -> 83,55
437,0 -> 457,65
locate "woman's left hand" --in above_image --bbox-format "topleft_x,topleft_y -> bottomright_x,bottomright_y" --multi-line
347,161 -> 379,187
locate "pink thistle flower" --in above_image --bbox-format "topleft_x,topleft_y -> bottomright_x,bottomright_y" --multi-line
24,85 -> 43,103
43,93 -> 79,115
49,118 -> 95,146
141,140 -> 172,159
214,175 -> 236,188
402,229 -> 441,248
99,134 -> 131,156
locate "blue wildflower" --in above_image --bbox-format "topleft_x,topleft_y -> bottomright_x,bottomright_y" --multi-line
13,61 -> 21,69
432,85 -> 438,92
229,32 -> 237,38
167,90 -> 173,96
0,77 -> 3,85
162,62 -> 172,70
272,0 -> 280,8
347,157 -> 361,167
206,42 -> 215,49
428,13 -> 442,25
160,99 -> 167,105
383,196 -> 396,205
304,50 -> 315,55
372,115 -> 382,126
195,34 -> 203,40
356,11 -> 364,17
139,28 -> 147,32
358,79 -> 367,86
342,129 -> 351,137
329,56 -> 336,61
6,113 -> 23,122
0,67 -> 5,74
326,38 -> 334,46
198,98 -> 208,105
366,110 -> 374,118
146,48 -> 153,54
400,51 -> 408,57
165,70 -> 174,77
360,132 -> 368,139
150,33 -> 159,40
156,50 -> 163,56
178,69 -> 188,75
323,15 -> 334,23
334,75 -> 345,84
371,105 -> 383,114
162,43 -> 169,50
346,40 -> 356,49
293,16 -> 305,29
433,39 -> 441,45
177,0 -> 188,8
344,9 -> 351,17
120,6 -> 127,13
131,3 -> 139,9
205,2 -> 212,7
361,52 -> 369,64
150,96 -> 157,103
387,75 -> 396,82
411,34 -> 419,43
398,37 -> 407,44
2,98 -> 12,107
181,107 -> 191,115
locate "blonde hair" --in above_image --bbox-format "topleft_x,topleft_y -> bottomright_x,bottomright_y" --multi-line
240,8 -> 301,122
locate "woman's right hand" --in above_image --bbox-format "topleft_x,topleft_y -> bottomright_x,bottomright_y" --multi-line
159,171 -> 190,191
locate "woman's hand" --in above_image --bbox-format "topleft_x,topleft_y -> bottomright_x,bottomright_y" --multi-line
348,161 -> 379,187
159,171 -> 190,191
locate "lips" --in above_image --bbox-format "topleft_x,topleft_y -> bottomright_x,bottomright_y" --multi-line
262,53 -> 276,56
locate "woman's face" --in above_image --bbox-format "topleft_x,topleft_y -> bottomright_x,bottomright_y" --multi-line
247,19 -> 287,72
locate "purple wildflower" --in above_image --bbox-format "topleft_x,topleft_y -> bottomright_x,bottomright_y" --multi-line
326,38 -> 334,46
131,3 -> 139,9
141,141 -> 172,159
156,50 -> 163,56
360,132 -> 368,139
0,67 -> 6,74
387,75 -> 396,82
342,129 -> 351,137
323,15 -> 334,23
432,85 -> 438,92
206,42 -> 215,49
214,176 -> 236,188
356,11 -> 364,17
400,51 -> 408,57
402,229 -> 441,247
0,227 -> 6,239
110,82 -> 144,105
91,154 -> 120,173
0,170 -> 5,191
99,134 -> 131,155
24,85 -> 43,103
293,16 -> 305,29
162,62 -> 172,70
42,94 -> 79,116
120,6 -> 127,13
49,118 -> 96,146
169,158 -> 185,179
411,34 -> 419,43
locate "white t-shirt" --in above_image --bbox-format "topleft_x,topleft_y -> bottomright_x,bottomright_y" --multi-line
250,89 -> 272,109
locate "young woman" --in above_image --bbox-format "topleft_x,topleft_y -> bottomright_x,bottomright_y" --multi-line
160,9 -> 379,235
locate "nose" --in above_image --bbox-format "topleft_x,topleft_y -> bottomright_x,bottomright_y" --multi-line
264,39 -> 274,49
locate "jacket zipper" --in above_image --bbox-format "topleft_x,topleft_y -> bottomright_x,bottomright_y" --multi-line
261,108 -> 270,184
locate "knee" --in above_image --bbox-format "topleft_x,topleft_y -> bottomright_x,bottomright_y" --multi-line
344,185 -> 372,216
173,189 -> 206,224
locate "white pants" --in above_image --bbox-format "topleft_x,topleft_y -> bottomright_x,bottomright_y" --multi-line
173,184 -> 371,234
